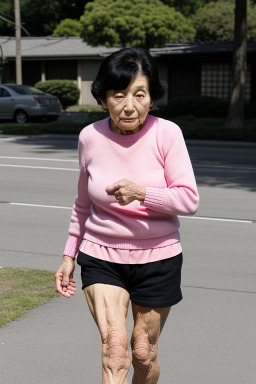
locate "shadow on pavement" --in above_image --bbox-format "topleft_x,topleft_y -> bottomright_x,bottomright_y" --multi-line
2,133 -> 256,192
194,167 -> 256,192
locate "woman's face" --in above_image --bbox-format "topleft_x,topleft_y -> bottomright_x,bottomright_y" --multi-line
100,75 -> 154,135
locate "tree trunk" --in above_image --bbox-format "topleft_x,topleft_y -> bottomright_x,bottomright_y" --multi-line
226,0 -> 247,129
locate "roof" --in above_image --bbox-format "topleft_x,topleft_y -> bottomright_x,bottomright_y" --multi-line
151,42 -> 256,56
0,36 -> 118,60
1,37 -> 256,60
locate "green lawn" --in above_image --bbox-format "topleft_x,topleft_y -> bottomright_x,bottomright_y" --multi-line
0,267 -> 59,328
66,104 -> 103,112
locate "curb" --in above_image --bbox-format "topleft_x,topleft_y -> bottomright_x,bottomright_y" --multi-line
186,140 -> 256,149
1,134 -> 256,149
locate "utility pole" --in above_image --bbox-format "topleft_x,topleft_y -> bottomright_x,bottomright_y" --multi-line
14,0 -> 22,84
0,45 -> 4,84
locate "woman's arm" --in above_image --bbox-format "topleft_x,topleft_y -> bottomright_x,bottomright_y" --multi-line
142,127 -> 199,216
106,126 -> 199,216
63,133 -> 92,258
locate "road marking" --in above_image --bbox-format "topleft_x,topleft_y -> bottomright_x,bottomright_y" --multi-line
0,164 -> 78,171
182,285 -> 256,294
5,202 -> 253,223
0,156 -> 78,162
181,216 -> 253,224
10,202 -> 72,209
194,164 -> 256,171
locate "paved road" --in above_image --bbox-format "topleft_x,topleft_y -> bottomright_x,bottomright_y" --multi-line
0,135 -> 255,384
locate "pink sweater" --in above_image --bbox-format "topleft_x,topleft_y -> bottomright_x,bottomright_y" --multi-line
64,115 -> 199,258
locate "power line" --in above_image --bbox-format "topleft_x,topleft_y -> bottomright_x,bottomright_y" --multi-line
0,13 -> 30,36
0,11 -> 16,21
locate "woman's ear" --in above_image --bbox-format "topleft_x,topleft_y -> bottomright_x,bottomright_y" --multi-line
150,100 -> 155,109
99,98 -> 108,110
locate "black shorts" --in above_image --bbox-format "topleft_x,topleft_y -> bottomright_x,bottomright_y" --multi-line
77,251 -> 183,308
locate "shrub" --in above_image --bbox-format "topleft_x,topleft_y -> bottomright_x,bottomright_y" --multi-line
35,80 -> 80,109
155,96 -> 256,119
245,102 -> 256,119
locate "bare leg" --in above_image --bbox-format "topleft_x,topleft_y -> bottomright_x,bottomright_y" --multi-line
84,283 -> 131,384
131,304 -> 171,384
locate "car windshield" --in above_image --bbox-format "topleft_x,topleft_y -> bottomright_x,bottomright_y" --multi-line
7,85 -> 45,95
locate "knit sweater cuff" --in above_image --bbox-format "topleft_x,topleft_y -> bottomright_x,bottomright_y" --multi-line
143,187 -> 165,210
63,235 -> 83,259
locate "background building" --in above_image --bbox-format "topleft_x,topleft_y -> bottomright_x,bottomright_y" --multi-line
0,37 -> 255,105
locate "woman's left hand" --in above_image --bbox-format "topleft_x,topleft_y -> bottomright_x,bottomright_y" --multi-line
106,178 -> 146,206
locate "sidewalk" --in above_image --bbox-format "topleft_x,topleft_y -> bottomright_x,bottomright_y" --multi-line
1,132 -> 256,149
1,265 -> 255,384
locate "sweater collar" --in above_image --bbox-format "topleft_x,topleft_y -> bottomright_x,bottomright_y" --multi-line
100,114 -> 156,143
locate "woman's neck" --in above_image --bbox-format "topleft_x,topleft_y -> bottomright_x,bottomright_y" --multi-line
109,120 -> 143,135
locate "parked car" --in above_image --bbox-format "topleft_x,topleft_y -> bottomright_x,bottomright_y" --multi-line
0,84 -> 61,123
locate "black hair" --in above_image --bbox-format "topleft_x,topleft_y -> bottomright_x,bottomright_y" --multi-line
91,48 -> 166,104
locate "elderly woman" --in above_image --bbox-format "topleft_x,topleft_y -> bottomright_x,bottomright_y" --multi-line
55,47 -> 199,384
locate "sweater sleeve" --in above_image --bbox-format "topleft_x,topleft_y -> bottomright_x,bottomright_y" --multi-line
63,132 -> 92,258
142,124 -> 199,216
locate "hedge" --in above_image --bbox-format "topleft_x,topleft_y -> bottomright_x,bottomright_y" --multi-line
35,80 -> 80,109
156,96 -> 256,119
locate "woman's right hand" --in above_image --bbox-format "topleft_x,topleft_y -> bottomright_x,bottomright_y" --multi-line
55,256 -> 76,298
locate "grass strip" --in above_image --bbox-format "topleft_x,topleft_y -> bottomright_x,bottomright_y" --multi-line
0,267 -> 59,328
66,104 -> 103,112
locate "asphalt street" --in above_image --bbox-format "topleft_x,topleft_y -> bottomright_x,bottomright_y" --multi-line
0,133 -> 255,384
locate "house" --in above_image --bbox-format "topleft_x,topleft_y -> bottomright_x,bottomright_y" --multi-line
0,37 -> 255,105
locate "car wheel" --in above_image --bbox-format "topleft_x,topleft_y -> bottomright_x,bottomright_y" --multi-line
14,110 -> 28,124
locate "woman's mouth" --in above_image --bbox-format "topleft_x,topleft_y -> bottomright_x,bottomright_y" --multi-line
121,118 -> 137,122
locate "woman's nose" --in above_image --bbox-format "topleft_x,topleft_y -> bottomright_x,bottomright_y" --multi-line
124,97 -> 135,112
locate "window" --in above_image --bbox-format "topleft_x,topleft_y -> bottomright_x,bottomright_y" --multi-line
0,88 -> 11,97
6,85 -> 45,95
201,64 -> 251,101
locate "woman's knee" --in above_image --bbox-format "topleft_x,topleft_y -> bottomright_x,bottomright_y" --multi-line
102,327 -> 131,374
131,329 -> 158,374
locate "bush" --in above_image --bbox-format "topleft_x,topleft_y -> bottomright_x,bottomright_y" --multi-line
245,102 -> 256,119
156,96 -> 256,119
35,80 -> 80,109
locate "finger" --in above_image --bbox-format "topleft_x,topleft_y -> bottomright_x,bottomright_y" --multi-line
56,283 -> 72,297
114,191 -> 121,199
61,290 -> 72,298
67,283 -> 76,291
62,275 -> 70,287
67,289 -> 76,295
55,271 -> 74,298
55,273 -> 64,293
105,181 -> 121,195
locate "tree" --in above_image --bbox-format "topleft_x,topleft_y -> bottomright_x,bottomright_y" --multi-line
80,0 -> 196,48
192,0 -> 256,42
52,19 -> 82,37
193,0 -> 235,42
226,0 -> 247,129
0,0 -> 87,36
161,0 -> 217,16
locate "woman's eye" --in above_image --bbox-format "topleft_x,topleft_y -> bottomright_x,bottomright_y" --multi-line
136,93 -> 145,100
114,94 -> 125,99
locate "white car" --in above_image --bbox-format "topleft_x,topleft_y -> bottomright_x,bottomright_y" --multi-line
0,84 -> 61,123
